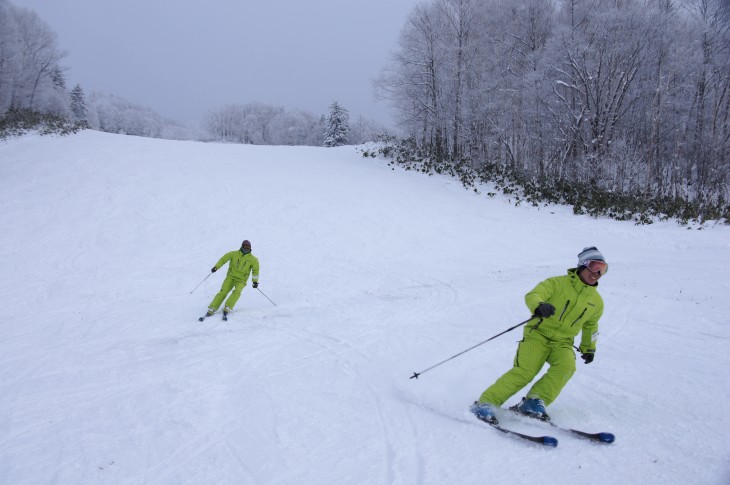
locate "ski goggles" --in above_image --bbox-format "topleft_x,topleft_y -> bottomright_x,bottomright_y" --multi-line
582,260 -> 609,276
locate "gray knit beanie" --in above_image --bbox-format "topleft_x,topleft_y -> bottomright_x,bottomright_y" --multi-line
577,246 -> 605,265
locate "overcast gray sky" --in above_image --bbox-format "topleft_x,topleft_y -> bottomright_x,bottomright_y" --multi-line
12,0 -> 422,127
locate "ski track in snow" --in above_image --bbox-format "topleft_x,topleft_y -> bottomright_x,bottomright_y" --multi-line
0,132 -> 729,484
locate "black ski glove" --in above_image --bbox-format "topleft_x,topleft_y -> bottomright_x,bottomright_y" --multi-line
253,282 -> 259,288
581,352 -> 595,364
211,267 -> 217,273
534,302 -> 555,318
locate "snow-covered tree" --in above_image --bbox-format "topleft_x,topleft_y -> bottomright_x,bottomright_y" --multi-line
8,5 -> 66,112
348,115 -> 389,145
323,101 -> 350,147
69,83 -> 88,127
0,0 -> 19,112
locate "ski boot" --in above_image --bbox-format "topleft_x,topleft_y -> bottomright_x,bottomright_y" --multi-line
199,308 -> 215,321
513,397 -> 550,421
470,401 -> 498,424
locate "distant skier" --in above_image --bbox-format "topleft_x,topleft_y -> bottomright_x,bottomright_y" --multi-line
204,240 -> 260,318
471,247 -> 607,424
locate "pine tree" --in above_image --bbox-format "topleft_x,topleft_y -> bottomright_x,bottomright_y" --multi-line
323,101 -> 350,147
51,67 -> 66,90
69,84 -> 88,127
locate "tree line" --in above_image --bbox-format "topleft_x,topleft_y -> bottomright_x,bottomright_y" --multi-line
0,0 -> 181,138
0,0 -> 383,145
376,0 -> 730,224
204,101 -> 381,146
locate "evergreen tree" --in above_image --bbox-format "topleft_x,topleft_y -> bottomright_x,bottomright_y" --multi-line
69,83 -> 88,127
323,101 -> 350,147
51,67 -> 65,89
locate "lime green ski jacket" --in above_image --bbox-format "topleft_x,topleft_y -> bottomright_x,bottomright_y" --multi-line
214,250 -> 260,284
523,268 -> 603,354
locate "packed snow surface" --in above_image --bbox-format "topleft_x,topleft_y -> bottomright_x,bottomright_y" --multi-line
1,131 -> 728,484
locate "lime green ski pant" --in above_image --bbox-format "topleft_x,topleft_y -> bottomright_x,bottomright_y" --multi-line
209,276 -> 246,311
478,335 -> 576,407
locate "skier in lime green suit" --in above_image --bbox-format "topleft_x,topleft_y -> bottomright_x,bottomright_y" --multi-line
205,240 -> 260,317
471,247 -> 607,424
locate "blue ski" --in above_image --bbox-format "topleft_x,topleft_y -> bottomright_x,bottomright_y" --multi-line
506,406 -> 614,444
547,421 -> 615,443
475,416 -> 558,447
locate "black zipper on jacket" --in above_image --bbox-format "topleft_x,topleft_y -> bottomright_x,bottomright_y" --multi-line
234,253 -> 249,271
558,300 -> 570,321
571,308 -> 587,326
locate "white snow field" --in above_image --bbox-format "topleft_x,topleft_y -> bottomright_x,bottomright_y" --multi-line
1,131 -> 728,484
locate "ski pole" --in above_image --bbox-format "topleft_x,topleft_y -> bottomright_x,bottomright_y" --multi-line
189,272 -> 213,294
409,315 -> 539,379
257,287 -> 277,306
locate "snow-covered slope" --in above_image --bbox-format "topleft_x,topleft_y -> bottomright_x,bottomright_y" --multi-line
1,131 -> 728,484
